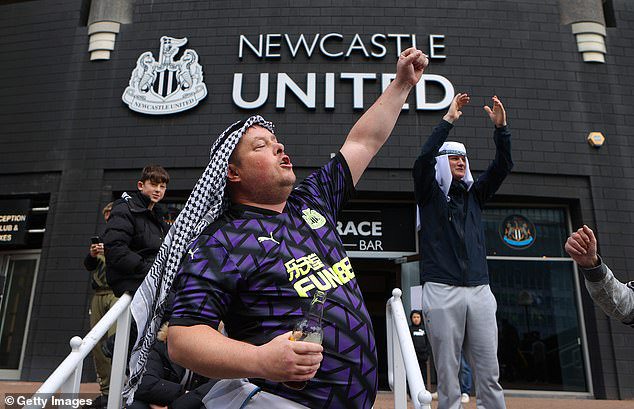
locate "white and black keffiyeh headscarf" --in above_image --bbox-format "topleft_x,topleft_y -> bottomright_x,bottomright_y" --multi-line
434,141 -> 473,200
123,115 -> 275,404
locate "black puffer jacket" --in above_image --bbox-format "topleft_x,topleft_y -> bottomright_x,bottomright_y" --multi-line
133,341 -> 212,409
104,191 -> 168,297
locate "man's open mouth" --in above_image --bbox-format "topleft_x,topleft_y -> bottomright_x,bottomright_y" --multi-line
280,155 -> 292,168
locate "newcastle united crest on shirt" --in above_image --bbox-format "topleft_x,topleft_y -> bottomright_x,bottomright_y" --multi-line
122,36 -> 207,115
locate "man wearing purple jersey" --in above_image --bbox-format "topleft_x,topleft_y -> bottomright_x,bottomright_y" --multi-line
170,152 -> 373,408
124,47 -> 428,409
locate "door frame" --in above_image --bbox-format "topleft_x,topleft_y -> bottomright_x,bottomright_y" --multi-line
0,250 -> 41,379
484,204 -> 593,397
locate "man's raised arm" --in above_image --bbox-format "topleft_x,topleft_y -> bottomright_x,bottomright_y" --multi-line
413,93 -> 470,203
340,47 -> 428,186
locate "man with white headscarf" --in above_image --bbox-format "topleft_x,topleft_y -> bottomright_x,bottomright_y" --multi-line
413,93 -> 512,409
123,47 -> 429,409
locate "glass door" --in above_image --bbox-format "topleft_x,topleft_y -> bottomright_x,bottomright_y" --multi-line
483,207 -> 591,394
0,252 -> 40,379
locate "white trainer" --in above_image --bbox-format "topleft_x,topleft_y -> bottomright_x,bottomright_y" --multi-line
461,393 -> 470,403
431,391 -> 438,400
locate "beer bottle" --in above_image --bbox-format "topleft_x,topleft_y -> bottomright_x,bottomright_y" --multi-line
283,290 -> 327,390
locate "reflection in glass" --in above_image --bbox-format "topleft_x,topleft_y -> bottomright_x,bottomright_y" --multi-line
0,259 -> 37,370
483,208 -> 568,257
488,260 -> 586,392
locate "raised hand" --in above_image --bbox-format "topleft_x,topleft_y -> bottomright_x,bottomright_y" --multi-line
565,225 -> 600,269
443,93 -> 470,123
256,331 -> 323,382
484,95 -> 507,128
395,47 -> 429,88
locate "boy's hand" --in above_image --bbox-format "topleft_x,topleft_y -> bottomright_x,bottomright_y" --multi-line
484,95 -> 507,128
443,93 -> 470,123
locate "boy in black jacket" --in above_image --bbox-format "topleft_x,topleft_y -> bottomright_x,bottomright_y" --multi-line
104,165 -> 170,297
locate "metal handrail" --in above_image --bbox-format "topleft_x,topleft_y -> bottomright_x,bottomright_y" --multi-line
30,287 -> 430,409
386,288 -> 432,409
27,293 -> 132,409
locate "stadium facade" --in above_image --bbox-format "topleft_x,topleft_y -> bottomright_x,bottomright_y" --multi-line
1,0 -> 633,400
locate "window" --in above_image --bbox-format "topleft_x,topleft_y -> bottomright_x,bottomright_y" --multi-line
603,0 -> 617,28
483,207 -> 589,392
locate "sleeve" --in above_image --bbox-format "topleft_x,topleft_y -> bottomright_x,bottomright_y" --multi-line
472,125 -> 513,206
169,235 -> 242,329
412,120 -> 453,206
134,344 -> 184,405
578,255 -> 608,282
293,152 -> 355,223
83,253 -> 98,272
583,262 -> 634,326
103,204 -> 145,276
170,382 -> 215,409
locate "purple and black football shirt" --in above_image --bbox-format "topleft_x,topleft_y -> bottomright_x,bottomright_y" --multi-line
170,153 -> 378,409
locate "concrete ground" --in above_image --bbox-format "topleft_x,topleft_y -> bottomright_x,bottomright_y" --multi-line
0,381 -> 100,395
1,382 -> 631,408
372,390 -> 633,409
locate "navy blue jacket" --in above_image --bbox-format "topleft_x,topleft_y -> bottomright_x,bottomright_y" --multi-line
413,120 -> 512,286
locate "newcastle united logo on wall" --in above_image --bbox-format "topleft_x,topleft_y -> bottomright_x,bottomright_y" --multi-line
500,214 -> 536,249
122,36 -> 207,115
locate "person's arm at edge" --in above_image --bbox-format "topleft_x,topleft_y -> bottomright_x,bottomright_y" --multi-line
565,225 -> 634,324
582,262 -> 634,325
340,47 -> 428,186
168,324 -> 323,382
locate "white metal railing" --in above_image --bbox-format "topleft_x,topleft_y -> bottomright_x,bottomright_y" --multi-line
27,293 -> 132,409
30,287 -> 429,409
386,288 -> 432,409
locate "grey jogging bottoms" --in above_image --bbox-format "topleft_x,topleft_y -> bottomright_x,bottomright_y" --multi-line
422,282 -> 506,409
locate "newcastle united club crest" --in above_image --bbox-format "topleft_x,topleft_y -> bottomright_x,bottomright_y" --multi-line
500,214 -> 536,249
122,36 -> 207,115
